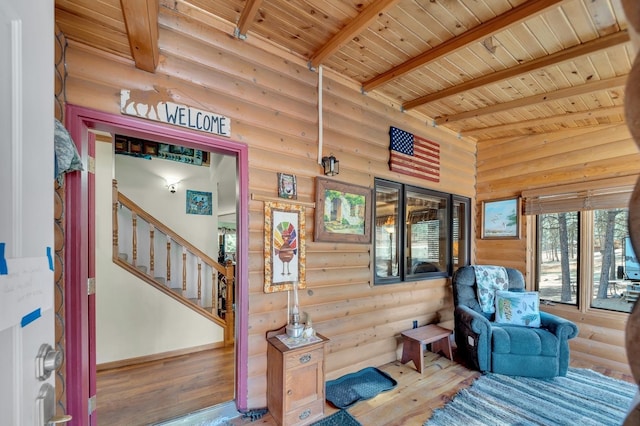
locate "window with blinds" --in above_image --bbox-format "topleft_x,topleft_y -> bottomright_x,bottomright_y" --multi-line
528,175 -> 636,314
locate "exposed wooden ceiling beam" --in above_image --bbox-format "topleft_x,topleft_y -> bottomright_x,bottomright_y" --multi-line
309,0 -> 401,69
120,0 -> 159,72
235,0 -> 264,39
403,30 -> 629,111
362,0 -> 563,93
461,105 -> 625,137
436,74 -> 627,125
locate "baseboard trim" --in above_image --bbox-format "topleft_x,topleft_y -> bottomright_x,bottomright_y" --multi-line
97,341 -> 225,371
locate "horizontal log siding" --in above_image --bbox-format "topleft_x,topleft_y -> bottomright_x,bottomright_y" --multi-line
63,6 -> 476,408
476,123 -> 639,375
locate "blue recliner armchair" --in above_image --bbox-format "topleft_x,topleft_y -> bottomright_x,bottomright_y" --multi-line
452,265 -> 579,377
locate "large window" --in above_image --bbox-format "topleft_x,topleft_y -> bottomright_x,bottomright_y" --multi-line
374,178 -> 470,284
526,178 -> 635,313
537,212 -> 579,305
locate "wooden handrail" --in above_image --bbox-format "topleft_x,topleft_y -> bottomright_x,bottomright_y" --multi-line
117,191 -> 226,275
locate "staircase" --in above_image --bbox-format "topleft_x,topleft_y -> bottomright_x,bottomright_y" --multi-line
112,179 -> 234,346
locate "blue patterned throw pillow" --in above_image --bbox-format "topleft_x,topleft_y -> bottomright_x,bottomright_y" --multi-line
474,266 -> 509,314
494,290 -> 541,328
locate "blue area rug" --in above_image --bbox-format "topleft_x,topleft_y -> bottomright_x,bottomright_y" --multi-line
310,409 -> 361,426
424,368 -> 636,426
325,367 -> 397,409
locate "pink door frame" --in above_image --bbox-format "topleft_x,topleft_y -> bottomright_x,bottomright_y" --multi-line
64,104 -> 250,424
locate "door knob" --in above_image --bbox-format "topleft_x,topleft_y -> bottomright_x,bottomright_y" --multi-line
36,344 -> 62,381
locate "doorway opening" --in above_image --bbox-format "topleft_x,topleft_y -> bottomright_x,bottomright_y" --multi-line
64,105 -> 249,425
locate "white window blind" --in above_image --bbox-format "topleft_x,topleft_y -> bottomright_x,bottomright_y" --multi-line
522,175 -> 636,215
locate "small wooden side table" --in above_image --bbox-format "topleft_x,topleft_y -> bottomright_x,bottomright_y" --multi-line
266,331 -> 329,425
400,324 -> 453,373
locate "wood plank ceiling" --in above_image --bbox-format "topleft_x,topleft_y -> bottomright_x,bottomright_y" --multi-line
54,0 -> 633,142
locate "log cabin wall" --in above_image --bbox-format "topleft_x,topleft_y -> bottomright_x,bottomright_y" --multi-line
61,8 -> 476,408
475,124 -> 639,375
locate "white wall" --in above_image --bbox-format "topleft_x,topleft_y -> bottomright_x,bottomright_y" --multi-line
95,140 -> 223,364
115,151 -> 219,259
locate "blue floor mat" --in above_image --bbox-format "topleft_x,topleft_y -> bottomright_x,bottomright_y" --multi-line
325,367 -> 397,409
311,410 -> 361,426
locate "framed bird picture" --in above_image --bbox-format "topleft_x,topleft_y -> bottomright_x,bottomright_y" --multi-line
481,197 -> 521,239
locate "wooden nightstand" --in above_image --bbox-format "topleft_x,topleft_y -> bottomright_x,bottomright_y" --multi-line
266,333 -> 329,426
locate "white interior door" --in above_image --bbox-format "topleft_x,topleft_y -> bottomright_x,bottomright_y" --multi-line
0,1 -> 57,425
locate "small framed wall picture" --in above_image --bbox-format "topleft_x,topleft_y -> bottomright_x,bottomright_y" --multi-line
278,173 -> 297,200
481,196 -> 521,239
186,190 -> 213,215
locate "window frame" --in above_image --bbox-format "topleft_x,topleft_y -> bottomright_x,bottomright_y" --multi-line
535,212 -> 581,306
526,177 -> 634,314
373,178 -> 470,285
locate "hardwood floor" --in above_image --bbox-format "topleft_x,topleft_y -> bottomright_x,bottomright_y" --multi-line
228,353 -> 634,426
97,345 -> 634,426
96,345 -> 235,425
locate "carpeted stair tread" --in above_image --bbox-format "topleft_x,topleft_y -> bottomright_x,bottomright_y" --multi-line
325,367 -> 397,409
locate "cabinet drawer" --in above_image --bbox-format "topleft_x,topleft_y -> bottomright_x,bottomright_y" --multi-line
284,347 -> 323,369
284,399 -> 324,426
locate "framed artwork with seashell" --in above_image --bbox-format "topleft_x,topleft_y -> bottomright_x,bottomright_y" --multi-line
264,201 -> 306,293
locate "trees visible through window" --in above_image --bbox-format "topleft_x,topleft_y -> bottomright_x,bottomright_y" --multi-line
591,209 -> 630,312
526,178 -> 634,314
538,212 -> 578,305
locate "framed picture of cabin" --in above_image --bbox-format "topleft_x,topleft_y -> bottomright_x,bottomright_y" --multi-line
264,201 -> 306,293
481,197 -> 521,239
314,177 -> 372,243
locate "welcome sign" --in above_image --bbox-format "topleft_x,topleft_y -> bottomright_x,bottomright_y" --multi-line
120,87 -> 231,137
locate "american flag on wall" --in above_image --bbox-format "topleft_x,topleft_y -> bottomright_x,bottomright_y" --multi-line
389,126 -> 440,182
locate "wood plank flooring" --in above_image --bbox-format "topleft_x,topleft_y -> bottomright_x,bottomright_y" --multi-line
96,345 -> 235,425
97,344 -> 634,426
229,353 -> 634,426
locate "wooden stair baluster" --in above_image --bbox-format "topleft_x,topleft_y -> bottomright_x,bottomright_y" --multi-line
212,269 -> 217,316
224,261 -> 235,346
197,258 -> 202,306
132,212 -> 138,267
166,237 -> 171,285
182,247 -> 187,297
112,179 -> 119,259
149,224 -> 155,277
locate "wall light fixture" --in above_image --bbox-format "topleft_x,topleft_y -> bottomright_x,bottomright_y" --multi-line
321,154 -> 339,176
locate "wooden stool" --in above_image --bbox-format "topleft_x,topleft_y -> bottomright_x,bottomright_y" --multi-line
400,324 -> 453,373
